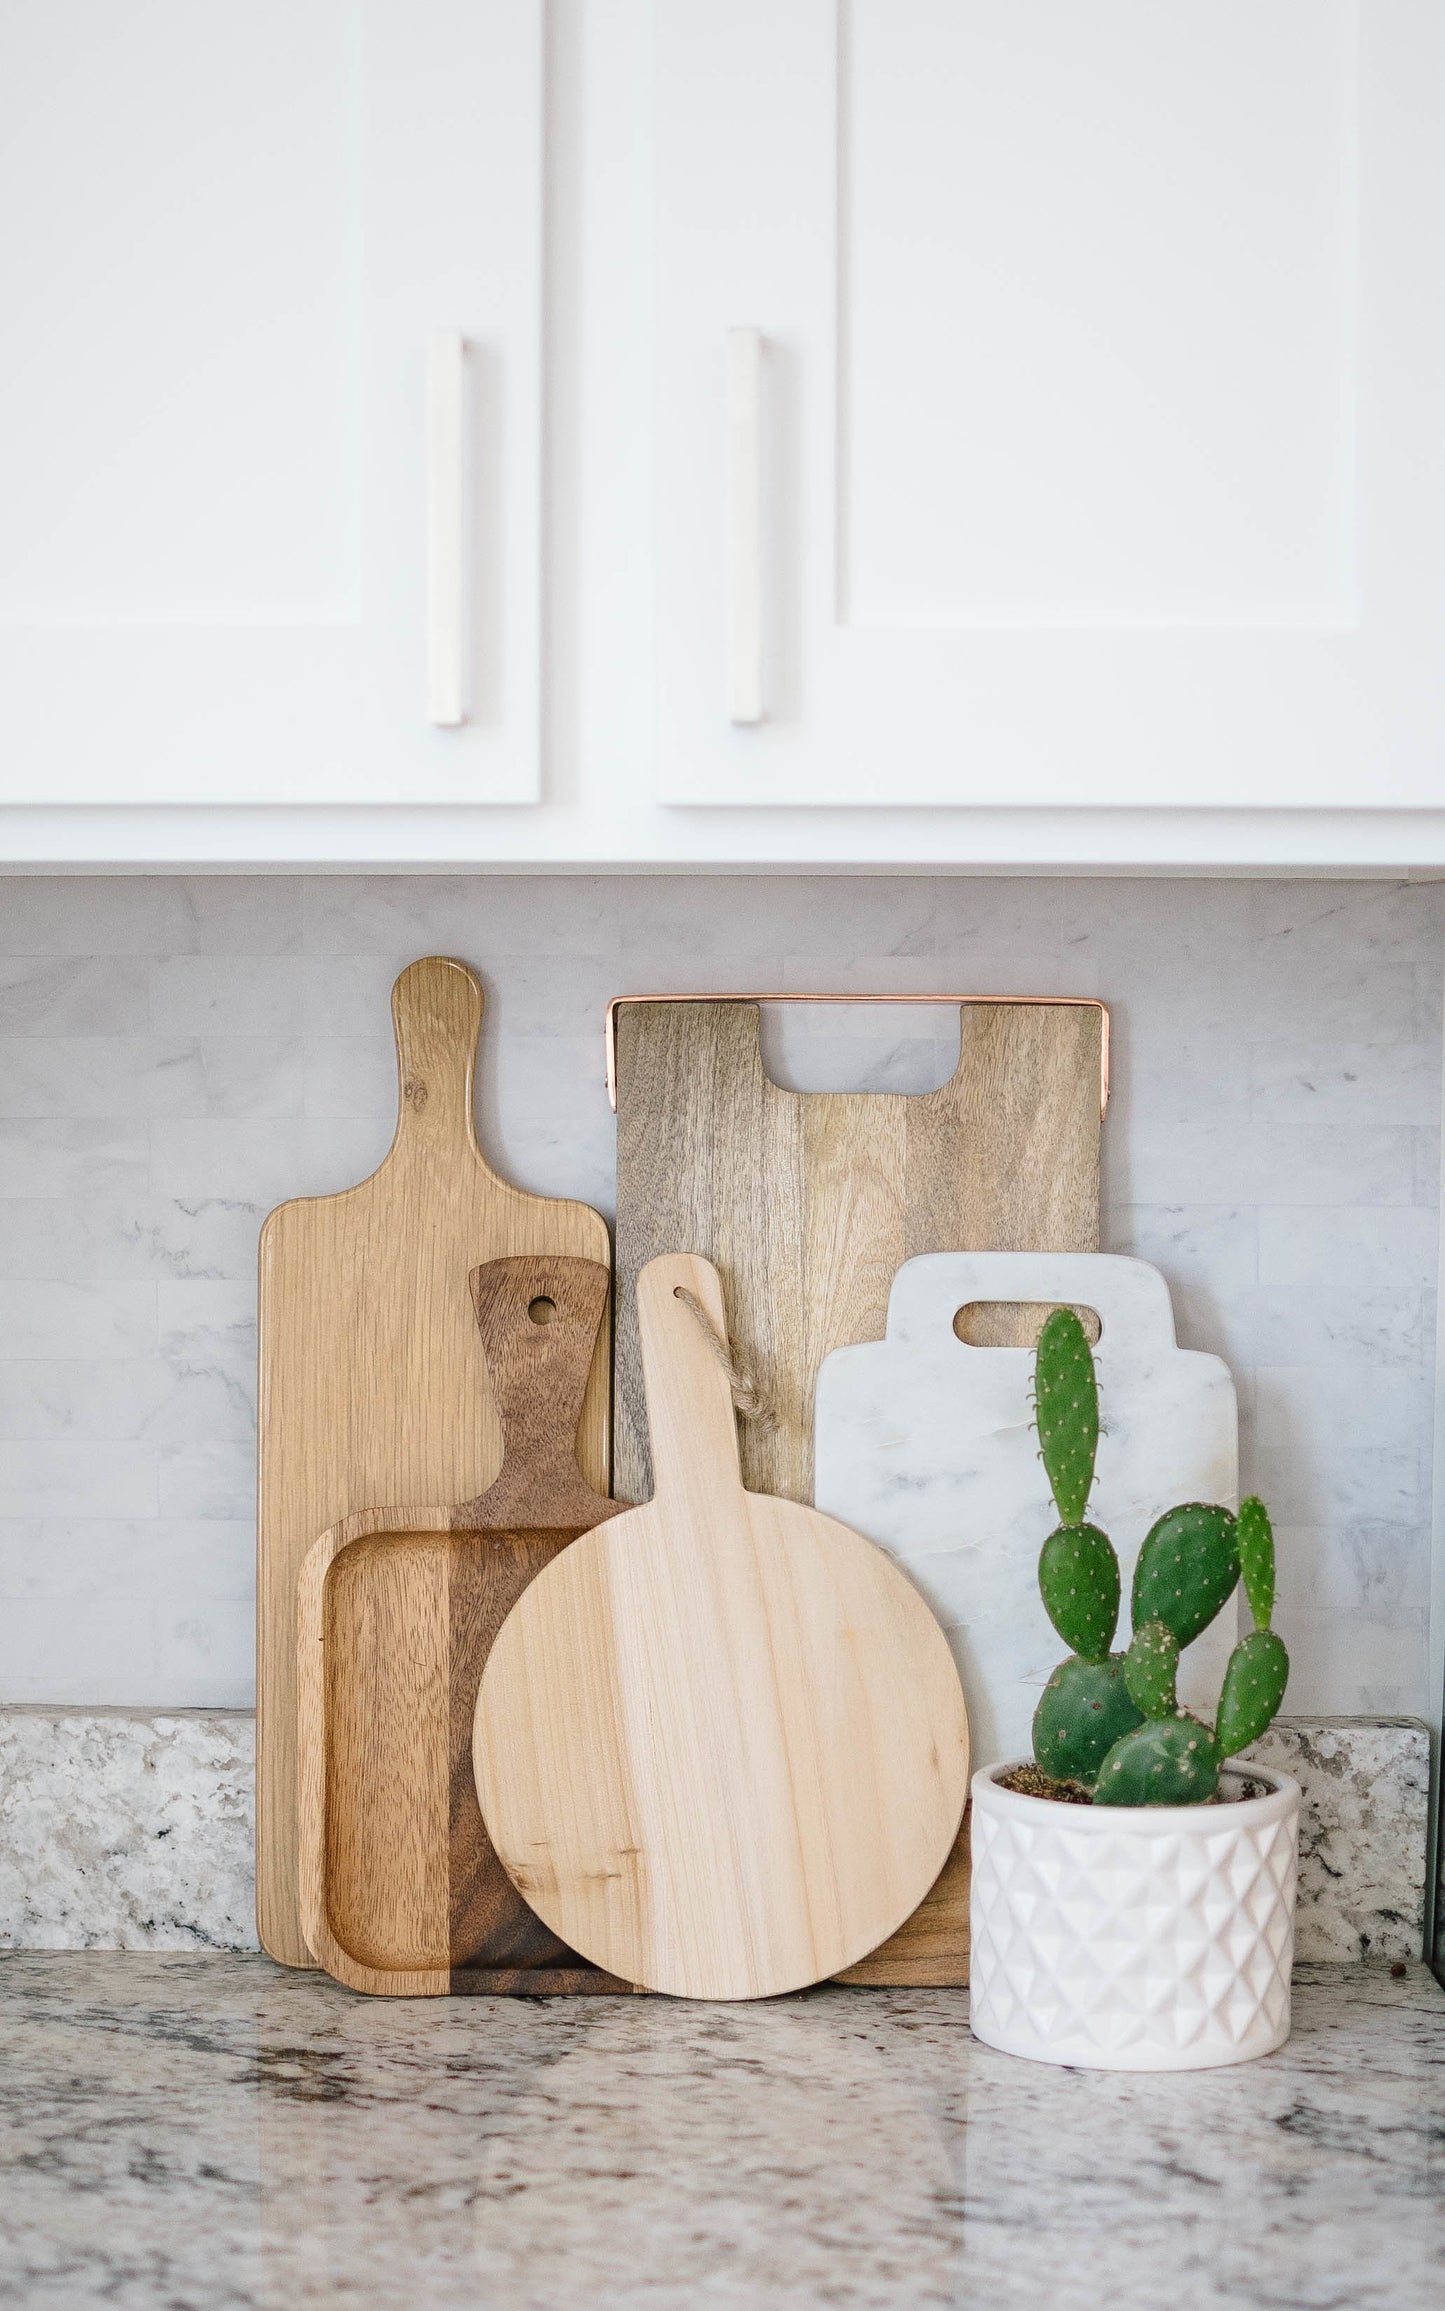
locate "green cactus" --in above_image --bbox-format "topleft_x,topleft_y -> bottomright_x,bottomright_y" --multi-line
1093,1714 -> 1223,1806
1027,1318 -> 1289,1806
1122,1618 -> 1179,1718
1131,1503 -> 1239,1650
1038,1521 -> 1119,1660
1215,1628 -> 1290,1756
1032,1653 -> 1143,1784
1033,1308 -> 1098,1525
1215,1498 -> 1289,1756
1236,1495 -> 1276,1629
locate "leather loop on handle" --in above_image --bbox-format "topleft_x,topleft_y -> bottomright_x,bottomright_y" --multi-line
459,1254 -> 615,1529
388,957 -> 483,1156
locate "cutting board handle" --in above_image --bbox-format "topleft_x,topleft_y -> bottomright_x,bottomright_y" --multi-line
887,1252 -> 1179,1373
636,1253 -> 744,1510
460,1255 -> 612,1526
389,956 -> 484,1158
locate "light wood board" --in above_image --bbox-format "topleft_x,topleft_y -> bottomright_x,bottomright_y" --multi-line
298,1256 -> 634,1996
258,957 -> 610,1969
612,997 -> 1103,1985
474,1254 -> 970,2002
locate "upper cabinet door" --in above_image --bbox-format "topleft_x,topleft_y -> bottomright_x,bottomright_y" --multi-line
0,1 -> 540,806
656,1 -> 1445,809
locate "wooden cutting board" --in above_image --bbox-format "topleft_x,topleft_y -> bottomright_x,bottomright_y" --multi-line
297,1255 -> 635,1997
257,956 -> 610,1970
612,995 -> 1103,1986
816,1253 -> 1238,1767
473,1253 -> 970,2002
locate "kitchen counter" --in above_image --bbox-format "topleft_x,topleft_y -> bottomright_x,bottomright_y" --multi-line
0,1956 -> 1440,2310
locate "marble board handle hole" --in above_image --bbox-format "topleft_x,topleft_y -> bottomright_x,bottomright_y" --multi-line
953,1301 -> 1103,1350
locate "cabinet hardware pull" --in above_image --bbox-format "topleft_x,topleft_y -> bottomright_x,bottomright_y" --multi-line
427,330 -> 467,726
726,327 -> 764,724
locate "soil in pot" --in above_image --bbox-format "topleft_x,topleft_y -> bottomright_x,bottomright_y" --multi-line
997,1762 -> 1269,1805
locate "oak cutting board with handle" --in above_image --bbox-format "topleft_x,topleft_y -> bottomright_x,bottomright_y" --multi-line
298,1255 -> 633,1997
258,956 -> 610,1970
473,1253 -> 970,2003
612,994 -> 1103,1986
815,1253 -> 1238,1770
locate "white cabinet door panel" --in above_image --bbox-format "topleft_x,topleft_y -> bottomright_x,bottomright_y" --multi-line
0,0 -> 540,804
656,1 -> 1445,808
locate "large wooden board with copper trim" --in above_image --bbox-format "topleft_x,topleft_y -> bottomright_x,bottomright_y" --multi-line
612,997 -> 1103,1984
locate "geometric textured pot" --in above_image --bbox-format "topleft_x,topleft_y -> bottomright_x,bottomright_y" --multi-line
969,1762 -> 1299,2072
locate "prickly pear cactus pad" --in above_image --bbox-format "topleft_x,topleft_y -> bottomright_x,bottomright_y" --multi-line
1131,1503 -> 1239,1650
1122,1619 -> 1179,1719
1236,1495 -> 1276,1630
1038,1523 -> 1119,1661
1215,1501 -> 1289,1755
1031,1654 -> 1142,1785
1216,1628 -> 1290,1757
1092,1713 -> 1223,1806
1033,1307 -> 1098,1525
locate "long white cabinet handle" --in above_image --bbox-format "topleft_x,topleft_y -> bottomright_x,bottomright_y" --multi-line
726,327 -> 764,725
427,330 -> 468,727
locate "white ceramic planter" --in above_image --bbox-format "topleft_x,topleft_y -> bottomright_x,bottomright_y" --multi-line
969,1760 -> 1300,2072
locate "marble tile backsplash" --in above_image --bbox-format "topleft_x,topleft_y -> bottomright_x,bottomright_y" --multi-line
0,874 -> 1440,1720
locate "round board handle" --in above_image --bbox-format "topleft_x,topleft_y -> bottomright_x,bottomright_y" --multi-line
388,956 -> 484,1158
458,1255 -> 616,1530
636,1254 -> 747,1511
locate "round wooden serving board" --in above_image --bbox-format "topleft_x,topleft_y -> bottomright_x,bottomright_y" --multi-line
473,1254 -> 970,2001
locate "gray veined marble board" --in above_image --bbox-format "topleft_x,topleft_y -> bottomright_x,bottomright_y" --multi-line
814,1253 -> 1238,1767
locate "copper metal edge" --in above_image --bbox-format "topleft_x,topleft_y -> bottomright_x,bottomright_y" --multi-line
604,993 -> 1110,1116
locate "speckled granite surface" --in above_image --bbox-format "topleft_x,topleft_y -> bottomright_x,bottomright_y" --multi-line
1244,1715 -> 1431,1961
0,1707 -> 1428,1966
0,1709 -> 255,1951
0,1954 -> 1439,2309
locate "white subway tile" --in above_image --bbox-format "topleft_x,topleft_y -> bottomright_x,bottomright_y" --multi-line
0,957 -> 148,1034
0,1118 -> 148,1198
0,1442 -> 156,1519
0,1281 -> 155,1360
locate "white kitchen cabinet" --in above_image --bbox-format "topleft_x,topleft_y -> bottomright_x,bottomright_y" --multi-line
0,0 -> 541,805
654,0 -> 1445,811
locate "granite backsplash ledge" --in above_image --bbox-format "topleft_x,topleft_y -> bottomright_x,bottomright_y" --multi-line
0,1708 -> 1427,1966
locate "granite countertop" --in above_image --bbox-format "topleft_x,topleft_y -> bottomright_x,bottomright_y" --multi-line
0,1956 -> 1440,2310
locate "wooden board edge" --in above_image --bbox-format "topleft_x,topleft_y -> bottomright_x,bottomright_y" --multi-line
295,1517 -> 451,1998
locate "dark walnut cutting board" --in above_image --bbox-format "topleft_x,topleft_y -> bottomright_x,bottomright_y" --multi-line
297,1255 -> 634,1997
258,957 -> 610,1970
612,995 -> 1105,1986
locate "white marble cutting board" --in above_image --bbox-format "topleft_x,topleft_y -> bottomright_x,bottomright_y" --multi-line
814,1254 -> 1238,1768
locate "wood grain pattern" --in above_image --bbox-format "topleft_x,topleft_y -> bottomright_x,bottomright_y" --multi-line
297,1255 -> 634,1997
612,998 -> 1102,1987
259,957 -> 610,1970
473,1254 -> 971,2002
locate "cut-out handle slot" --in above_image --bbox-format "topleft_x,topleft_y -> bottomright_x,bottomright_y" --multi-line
954,1301 -> 1102,1350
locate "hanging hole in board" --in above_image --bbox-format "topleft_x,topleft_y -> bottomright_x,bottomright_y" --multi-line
954,1301 -> 1102,1350
527,1296 -> 557,1327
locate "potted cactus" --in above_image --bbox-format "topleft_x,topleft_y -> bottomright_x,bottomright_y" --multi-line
969,1311 -> 1301,2073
